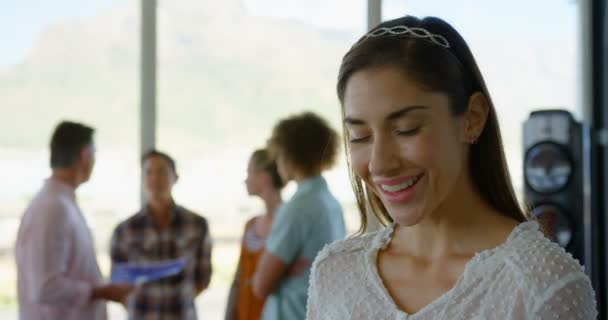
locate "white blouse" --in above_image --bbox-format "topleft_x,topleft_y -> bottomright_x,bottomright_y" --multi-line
306,221 -> 597,320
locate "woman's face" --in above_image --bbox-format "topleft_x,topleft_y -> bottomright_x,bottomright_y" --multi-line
245,158 -> 263,196
343,66 -> 470,226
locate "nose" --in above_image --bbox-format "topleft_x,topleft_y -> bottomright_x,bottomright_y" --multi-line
369,133 -> 401,177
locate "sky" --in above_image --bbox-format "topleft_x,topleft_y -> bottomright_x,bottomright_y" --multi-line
0,0 -> 578,67
0,0 -> 127,67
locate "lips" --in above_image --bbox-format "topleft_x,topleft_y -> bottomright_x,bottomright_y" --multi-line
375,173 -> 424,204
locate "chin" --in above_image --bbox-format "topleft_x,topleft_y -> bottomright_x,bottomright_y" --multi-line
391,214 -> 424,227
384,205 -> 426,227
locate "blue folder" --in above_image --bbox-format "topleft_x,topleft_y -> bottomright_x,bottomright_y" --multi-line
110,258 -> 186,284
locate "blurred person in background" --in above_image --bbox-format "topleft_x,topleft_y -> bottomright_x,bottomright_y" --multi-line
110,150 -> 212,319
252,112 -> 346,320
224,148 -> 285,320
15,121 -> 133,320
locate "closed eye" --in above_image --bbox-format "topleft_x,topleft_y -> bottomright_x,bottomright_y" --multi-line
396,127 -> 420,136
349,135 -> 371,143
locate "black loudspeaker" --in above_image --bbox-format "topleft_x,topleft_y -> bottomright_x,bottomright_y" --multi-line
523,110 -> 596,269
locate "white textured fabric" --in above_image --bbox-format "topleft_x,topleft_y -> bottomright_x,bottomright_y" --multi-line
306,221 -> 597,320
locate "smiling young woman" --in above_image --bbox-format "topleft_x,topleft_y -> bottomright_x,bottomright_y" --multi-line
305,16 -> 597,320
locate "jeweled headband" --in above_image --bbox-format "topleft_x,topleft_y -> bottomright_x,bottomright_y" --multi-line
353,24 -> 480,95
358,25 -> 450,49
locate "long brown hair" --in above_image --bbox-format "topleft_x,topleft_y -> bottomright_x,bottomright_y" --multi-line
337,16 -> 529,234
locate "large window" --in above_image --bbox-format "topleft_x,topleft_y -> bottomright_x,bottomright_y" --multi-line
156,0 -> 365,315
0,1 -> 138,318
382,0 -> 580,199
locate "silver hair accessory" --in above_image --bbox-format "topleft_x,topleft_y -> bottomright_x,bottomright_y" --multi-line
363,26 -> 450,48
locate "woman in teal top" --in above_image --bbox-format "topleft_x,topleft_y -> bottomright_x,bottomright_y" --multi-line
252,112 -> 346,320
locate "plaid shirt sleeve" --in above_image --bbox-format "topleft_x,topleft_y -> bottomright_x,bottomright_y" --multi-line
194,220 -> 213,289
110,224 -> 128,263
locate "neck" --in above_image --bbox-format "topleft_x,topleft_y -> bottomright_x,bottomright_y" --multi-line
260,189 -> 282,217
147,197 -> 173,224
390,171 -> 514,259
294,170 -> 321,183
51,169 -> 81,189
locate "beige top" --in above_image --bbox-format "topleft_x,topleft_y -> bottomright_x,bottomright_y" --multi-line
307,221 -> 597,320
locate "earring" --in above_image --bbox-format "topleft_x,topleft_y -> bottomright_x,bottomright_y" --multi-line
468,134 -> 478,144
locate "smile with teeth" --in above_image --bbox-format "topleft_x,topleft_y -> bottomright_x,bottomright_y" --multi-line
380,175 -> 421,193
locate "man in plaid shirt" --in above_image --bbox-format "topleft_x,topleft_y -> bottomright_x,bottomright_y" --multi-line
110,150 -> 212,319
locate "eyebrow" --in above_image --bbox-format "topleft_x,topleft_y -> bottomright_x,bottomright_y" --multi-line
344,105 -> 430,125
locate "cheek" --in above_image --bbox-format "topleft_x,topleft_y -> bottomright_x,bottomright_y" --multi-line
146,173 -> 168,186
382,124 -> 439,173
415,128 -> 464,194
143,178 -> 154,190
399,134 -> 435,167
147,178 -> 159,187
349,145 -> 372,180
